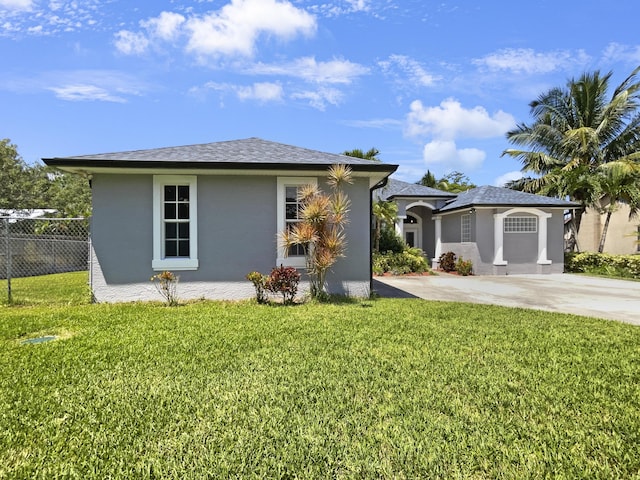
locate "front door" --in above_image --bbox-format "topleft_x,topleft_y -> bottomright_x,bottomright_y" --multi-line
403,213 -> 421,249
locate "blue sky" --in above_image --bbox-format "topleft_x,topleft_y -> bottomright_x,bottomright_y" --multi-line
2,0 -> 640,186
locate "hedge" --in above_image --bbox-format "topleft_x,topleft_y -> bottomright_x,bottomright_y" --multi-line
565,252 -> 640,279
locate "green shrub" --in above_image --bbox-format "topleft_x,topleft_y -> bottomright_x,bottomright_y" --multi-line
438,251 -> 457,272
378,226 -> 405,253
373,247 -> 429,275
246,271 -> 269,304
455,256 -> 473,276
565,252 -> 640,279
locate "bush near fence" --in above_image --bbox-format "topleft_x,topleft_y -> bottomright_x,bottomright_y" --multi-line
565,252 -> 640,279
0,217 -> 89,280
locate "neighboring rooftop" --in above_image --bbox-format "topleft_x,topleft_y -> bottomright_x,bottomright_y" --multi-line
437,185 -> 579,213
43,138 -> 398,174
377,178 -> 457,199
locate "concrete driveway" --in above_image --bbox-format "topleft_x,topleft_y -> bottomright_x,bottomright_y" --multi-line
373,274 -> 640,325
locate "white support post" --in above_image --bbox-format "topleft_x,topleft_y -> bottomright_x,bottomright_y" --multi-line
537,212 -> 552,264
395,217 -> 404,239
433,215 -> 442,263
493,214 -> 507,265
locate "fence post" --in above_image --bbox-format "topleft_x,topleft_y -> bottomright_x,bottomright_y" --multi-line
3,218 -> 11,304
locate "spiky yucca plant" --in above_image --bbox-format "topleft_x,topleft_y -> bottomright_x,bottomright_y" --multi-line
279,164 -> 353,299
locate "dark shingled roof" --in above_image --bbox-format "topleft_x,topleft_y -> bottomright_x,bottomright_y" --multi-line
377,178 -> 456,199
437,185 -> 578,212
43,137 -> 398,174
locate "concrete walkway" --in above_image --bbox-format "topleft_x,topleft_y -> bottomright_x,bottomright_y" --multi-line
373,274 -> 640,325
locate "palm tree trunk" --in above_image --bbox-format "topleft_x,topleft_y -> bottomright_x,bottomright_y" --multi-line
567,206 -> 585,252
598,210 -> 613,253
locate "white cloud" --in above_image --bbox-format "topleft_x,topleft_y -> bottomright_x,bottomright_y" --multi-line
114,30 -> 149,55
115,0 -> 316,60
47,84 -> 127,103
236,82 -> 283,101
422,140 -> 485,171
602,42 -> 640,64
342,118 -> 403,129
494,170 -> 523,187
0,0 -> 33,11
379,54 -> 438,88
1,0 -> 105,37
249,57 -> 369,84
309,0 -> 371,17
185,0 -> 316,58
141,11 -> 185,41
291,87 -> 343,110
406,98 -> 516,140
474,48 -> 591,75
194,81 -> 283,103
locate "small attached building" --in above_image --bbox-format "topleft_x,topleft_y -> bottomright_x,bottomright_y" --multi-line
44,138 -> 397,302
379,180 -> 577,275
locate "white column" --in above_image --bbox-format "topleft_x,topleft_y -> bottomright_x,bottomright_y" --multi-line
395,217 -> 404,239
493,214 -> 507,265
537,213 -> 552,264
433,216 -> 442,261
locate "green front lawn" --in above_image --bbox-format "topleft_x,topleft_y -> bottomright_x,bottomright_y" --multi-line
1,274 -> 639,478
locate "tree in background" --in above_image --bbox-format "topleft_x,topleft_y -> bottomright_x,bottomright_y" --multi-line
372,200 -> 397,252
503,67 -> 640,251
0,138 -> 91,217
594,161 -> 640,253
45,170 -> 92,218
0,139 -> 45,209
343,147 -> 380,161
417,170 -> 476,193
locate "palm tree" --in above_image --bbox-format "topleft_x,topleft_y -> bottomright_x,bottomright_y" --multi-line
502,67 -> 640,251
372,200 -> 397,252
594,160 -> 640,252
343,148 -> 380,161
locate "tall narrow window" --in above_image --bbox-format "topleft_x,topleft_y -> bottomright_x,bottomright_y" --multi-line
153,176 -> 198,271
461,214 -> 471,243
277,177 -> 317,267
163,184 -> 190,257
285,185 -> 305,256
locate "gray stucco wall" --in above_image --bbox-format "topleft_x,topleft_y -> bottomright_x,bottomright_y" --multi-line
90,172 -> 372,302
91,174 -> 153,284
441,213 -> 461,243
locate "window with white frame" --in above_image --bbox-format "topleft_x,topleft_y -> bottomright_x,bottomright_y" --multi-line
461,214 -> 471,242
152,175 -> 198,271
504,216 -> 537,233
277,177 -> 317,267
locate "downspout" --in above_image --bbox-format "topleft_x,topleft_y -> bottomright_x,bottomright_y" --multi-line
369,176 -> 390,296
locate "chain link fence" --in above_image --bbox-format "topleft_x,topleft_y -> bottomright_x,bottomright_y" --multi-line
1,216 -> 90,303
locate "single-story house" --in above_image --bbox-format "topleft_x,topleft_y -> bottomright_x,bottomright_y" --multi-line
377,179 -> 578,275
43,138 -> 397,302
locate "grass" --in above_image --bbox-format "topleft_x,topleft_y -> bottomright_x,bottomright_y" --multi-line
1,274 -> 639,478
0,271 -> 91,306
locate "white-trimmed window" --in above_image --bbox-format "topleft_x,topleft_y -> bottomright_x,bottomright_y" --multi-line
504,216 -> 537,233
153,175 -> 198,271
461,214 -> 471,243
277,177 -> 317,267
